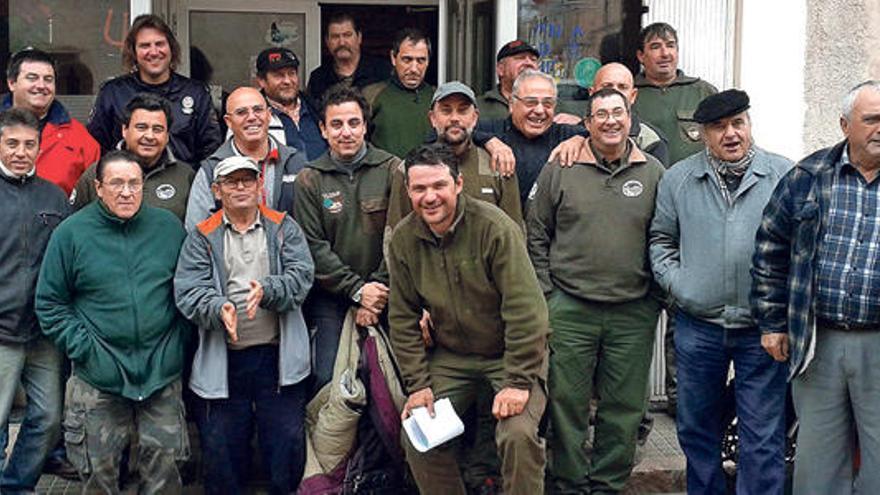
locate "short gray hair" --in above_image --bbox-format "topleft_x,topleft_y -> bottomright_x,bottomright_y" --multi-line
512,69 -> 557,97
842,80 -> 880,121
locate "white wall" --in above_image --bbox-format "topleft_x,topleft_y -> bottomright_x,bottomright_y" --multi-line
739,0 -> 806,161
642,0 -> 736,90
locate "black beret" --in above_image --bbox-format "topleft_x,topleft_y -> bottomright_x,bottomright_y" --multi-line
693,89 -> 750,124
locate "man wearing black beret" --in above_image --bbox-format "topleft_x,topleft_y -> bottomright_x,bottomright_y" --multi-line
650,88 -> 793,494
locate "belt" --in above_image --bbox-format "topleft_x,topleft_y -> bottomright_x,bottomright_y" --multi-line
816,317 -> 880,332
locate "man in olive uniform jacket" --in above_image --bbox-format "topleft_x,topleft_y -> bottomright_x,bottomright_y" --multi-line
389,143 -> 549,495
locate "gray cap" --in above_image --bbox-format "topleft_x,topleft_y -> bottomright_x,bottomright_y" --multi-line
213,156 -> 260,182
431,81 -> 478,107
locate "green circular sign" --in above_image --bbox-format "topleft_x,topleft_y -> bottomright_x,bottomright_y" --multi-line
574,57 -> 602,88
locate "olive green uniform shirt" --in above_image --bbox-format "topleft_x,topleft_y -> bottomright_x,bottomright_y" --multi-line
388,195 -> 549,393
292,145 -> 399,299
363,78 -> 435,158
527,139 -> 665,302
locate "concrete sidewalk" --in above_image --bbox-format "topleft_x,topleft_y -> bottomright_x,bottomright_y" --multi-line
13,410 -> 687,494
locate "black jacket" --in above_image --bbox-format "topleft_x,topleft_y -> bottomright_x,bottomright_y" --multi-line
87,72 -> 223,165
306,54 -> 392,104
0,171 -> 69,343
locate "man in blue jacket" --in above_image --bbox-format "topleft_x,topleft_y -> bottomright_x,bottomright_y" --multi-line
0,108 -> 69,494
87,14 -> 222,165
175,155 -> 314,493
651,90 -> 792,494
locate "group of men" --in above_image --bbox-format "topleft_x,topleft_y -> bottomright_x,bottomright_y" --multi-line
0,10 -> 877,495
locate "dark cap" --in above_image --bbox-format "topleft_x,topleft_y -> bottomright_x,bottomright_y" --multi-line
496,40 -> 539,62
256,47 -> 299,74
432,81 -> 477,106
694,89 -> 750,124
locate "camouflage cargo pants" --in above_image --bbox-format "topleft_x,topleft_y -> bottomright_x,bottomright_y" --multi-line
63,376 -> 189,494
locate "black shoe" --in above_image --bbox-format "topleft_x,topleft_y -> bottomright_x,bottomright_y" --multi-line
666,397 -> 677,418
42,457 -> 80,481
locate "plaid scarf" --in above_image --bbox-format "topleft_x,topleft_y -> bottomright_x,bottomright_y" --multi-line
708,147 -> 755,205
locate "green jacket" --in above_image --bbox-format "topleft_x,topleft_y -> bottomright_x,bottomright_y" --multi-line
386,143 -> 523,230
293,145 -> 398,299
633,70 -> 717,166
71,147 -> 195,222
363,78 -> 435,158
36,201 -> 189,401
476,87 -> 509,121
527,139 -> 665,303
388,194 -> 549,392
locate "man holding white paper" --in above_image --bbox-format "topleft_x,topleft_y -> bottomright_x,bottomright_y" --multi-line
388,143 -> 549,495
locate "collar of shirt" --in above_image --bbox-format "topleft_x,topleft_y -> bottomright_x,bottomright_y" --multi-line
222,211 -> 263,234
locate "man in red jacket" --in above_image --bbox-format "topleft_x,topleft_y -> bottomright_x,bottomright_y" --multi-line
3,48 -> 100,195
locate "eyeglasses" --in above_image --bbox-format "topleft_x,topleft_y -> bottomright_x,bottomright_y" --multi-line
102,179 -> 143,193
512,95 -> 557,110
218,176 -> 258,188
230,105 -> 267,118
590,107 -> 628,122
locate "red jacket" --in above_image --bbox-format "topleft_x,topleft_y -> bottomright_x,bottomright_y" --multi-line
2,95 -> 100,194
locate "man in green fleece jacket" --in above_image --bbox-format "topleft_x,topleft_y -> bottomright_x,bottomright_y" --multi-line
389,143 -> 548,495
36,150 -> 190,493
362,28 -> 435,158
527,88 -> 663,494
293,86 -> 398,393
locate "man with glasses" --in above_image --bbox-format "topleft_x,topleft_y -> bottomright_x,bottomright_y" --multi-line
477,70 -> 584,205
175,155 -> 314,493
527,88 -> 664,493
185,86 -> 307,231
36,150 -> 190,493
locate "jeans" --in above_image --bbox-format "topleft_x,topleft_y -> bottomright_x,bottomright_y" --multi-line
0,337 -> 63,494
675,311 -> 786,495
305,291 -> 349,396
194,344 -> 307,495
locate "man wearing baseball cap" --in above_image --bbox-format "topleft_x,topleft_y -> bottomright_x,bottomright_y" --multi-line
478,41 -> 540,121
176,154 -> 314,493
255,47 -> 327,161
651,89 -> 792,494
388,81 -> 522,228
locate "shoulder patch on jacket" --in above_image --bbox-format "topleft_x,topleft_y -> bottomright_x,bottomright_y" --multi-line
196,210 -> 225,236
259,204 -> 286,224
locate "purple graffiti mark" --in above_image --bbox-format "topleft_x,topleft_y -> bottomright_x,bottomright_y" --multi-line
103,8 -> 130,50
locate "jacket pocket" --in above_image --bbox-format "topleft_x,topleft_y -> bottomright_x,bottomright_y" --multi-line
677,109 -> 702,143
360,197 -> 388,235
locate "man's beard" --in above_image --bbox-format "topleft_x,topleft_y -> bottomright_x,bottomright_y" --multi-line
439,125 -> 472,146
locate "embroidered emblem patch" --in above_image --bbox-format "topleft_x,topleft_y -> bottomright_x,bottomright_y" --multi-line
156,184 -> 176,200
621,180 -> 644,198
322,191 -> 343,214
182,96 -> 195,115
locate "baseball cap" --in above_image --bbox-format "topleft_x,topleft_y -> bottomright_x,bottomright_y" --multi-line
256,47 -> 299,74
496,40 -> 540,62
431,81 -> 477,106
214,156 -> 260,182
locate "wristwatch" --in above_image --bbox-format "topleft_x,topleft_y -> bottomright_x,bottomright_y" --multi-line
352,287 -> 364,305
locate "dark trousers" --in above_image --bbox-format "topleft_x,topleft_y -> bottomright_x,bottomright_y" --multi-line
675,312 -> 786,495
305,291 -> 349,396
194,345 -> 307,495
